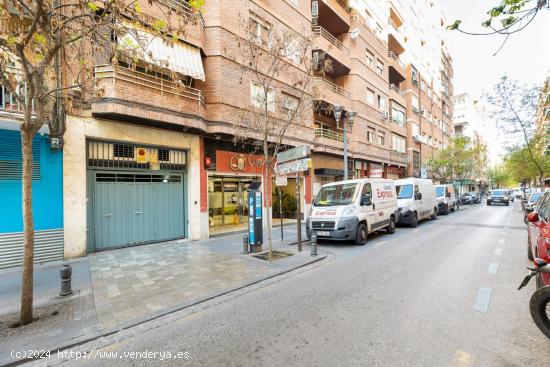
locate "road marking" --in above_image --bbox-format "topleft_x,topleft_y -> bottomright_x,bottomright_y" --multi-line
472,287 -> 492,313
487,262 -> 499,274
451,350 -> 474,367
175,311 -> 203,325
494,248 -> 503,256
372,240 -> 387,247
498,238 -> 506,245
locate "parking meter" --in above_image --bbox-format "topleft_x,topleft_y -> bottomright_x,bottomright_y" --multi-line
247,181 -> 263,253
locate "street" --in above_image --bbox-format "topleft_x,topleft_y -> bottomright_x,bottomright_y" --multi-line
51,203 -> 549,367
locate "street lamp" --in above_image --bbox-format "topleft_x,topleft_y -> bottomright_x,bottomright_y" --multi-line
333,105 -> 343,129
344,111 -> 357,180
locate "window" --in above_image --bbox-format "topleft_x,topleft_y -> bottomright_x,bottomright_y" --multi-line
411,95 -> 419,112
411,66 -> 418,85
378,132 -> 385,145
427,86 -> 432,98
420,79 -> 426,92
249,13 -> 272,47
251,81 -> 275,111
378,95 -> 387,111
392,134 -> 406,153
281,92 -> 299,116
289,0 -> 298,5
366,49 -> 374,68
158,148 -> 170,162
284,39 -> 301,64
367,128 -> 375,142
411,122 -> 420,137
391,108 -> 405,124
361,183 -> 372,198
376,59 -> 384,76
367,89 -> 375,105
114,144 -> 135,158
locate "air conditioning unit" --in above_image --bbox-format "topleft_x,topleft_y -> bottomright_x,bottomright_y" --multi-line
380,110 -> 389,120
312,1 -> 319,17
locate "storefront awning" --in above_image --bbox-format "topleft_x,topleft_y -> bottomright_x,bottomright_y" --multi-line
119,26 -> 205,81
314,168 -> 345,176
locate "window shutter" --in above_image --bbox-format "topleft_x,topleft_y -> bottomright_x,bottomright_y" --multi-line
0,130 -> 41,180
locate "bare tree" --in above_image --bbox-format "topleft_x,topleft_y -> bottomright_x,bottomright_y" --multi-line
230,16 -> 314,257
0,0 -> 200,325
484,76 -> 545,186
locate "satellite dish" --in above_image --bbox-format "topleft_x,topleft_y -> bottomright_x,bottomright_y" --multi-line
350,28 -> 360,39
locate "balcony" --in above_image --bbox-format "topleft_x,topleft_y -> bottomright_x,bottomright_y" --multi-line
312,77 -> 351,109
313,0 -> 351,36
390,150 -> 408,164
93,63 -> 206,131
312,26 -> 351,77
314,127 -> 349,143
0,67 -> 27,115
388,83 -> 405,105
387,20 -> 405,55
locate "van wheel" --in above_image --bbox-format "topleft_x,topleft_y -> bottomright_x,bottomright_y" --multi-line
430,208 -> 438,220
450,204 -> 455,213
387,217 -> 396,234
411,212 -> 418,228
443,205 -> 449,215
355,223 -> 368,246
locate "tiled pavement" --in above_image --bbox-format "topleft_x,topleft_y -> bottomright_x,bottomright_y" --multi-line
89,240 -> 280,329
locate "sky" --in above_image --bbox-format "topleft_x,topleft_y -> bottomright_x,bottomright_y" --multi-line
440,0 -> 550,100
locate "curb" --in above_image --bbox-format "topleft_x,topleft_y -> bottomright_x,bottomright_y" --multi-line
2,252 -> 327,367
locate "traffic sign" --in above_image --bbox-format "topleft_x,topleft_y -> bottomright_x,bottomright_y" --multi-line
276,146 -> 311,164
275,158 -> 311,175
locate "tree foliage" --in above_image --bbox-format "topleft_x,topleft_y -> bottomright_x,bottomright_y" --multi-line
486,164 -> 513,188
504,133 -> 550,186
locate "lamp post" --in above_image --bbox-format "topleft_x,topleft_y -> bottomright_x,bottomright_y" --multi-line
345,111 -> 356,180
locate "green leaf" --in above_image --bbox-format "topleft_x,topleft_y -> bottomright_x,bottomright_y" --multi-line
501,16 -> 517,27
87,2 -> 99,12
447,20 -> 461,30
481,19 -> 492,28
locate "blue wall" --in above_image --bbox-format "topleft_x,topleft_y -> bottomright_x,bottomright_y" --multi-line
0,129 -> 63,233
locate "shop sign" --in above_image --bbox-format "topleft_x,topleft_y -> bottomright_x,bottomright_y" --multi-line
276,146 -> 311,163
136,147 -> 148,163
275,176 -> 288,186
369,168 -> 384,178
275,158 -> 311,175
215,151 -> 265,174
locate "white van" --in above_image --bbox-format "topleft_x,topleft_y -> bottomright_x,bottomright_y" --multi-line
394,178 -> 438,227
306,179 -> 399,245
435,184 -> 458,214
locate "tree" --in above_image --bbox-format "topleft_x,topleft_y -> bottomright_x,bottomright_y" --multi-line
486,164 -> 512,188
484,76 -> 546,186
0,0 -> 200,325
427,136 -> 487,184
448,0 -> 549,54
231,17 -> 314,257
504,134 -> 550,186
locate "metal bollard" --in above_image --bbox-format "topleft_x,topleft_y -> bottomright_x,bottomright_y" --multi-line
242,234 -> 249,254
310,233 -> 318,257
60,264 -> 73,296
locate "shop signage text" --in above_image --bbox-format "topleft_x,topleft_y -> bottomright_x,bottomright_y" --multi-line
275,158 -> 311,175
276,146 -> 311,164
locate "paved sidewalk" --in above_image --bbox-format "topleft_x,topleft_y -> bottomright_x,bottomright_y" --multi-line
0,225 -> 320,366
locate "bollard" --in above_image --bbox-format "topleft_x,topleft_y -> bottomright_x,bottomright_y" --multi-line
310,233 -> 318,257
242,234 -> 249,254
60,264 -> 73,296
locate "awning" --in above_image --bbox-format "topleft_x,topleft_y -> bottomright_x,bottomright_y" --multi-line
314,168 -> 344,176
119,26 -> 205,81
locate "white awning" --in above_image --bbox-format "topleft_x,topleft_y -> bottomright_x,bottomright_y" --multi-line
119,27 -> 205,81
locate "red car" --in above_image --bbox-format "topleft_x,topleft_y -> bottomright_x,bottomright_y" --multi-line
527,191 -> 550,287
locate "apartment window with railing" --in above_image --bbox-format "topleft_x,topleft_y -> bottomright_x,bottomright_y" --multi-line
378,95 -> 387,111
367,88 -> 375,105
251,81 -> 275,112
281,92 -> 299,117
411,66 -> 418,85
367,128 -> 375,142
284,39 -> 301,64
249,12 -> 272,48
366,49 -> 374,68
411,95 -> 419,113
391,108 -> 405,124
392,134 -> 406,153
420,79 -> 426,92
376,59 -> 384,76
412,122 -> 420,137
378,132 -> 385,146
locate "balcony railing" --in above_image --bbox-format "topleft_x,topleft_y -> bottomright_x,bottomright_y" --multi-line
390,150 -> 408,163
312,77 -> 351,99
387,51 -> 405,68
94,63 -> 205,109
0,67 -> 27,114
312,26 -> 350,56
314,127 -> 350,143
389,83 -> 404,97
164,0 -> 205,28
388,19 -> 403,34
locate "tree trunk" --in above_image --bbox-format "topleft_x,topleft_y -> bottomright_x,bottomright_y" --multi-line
20,127 -> 35,325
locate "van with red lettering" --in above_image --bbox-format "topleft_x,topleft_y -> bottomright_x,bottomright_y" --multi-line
306,179 -> 399,245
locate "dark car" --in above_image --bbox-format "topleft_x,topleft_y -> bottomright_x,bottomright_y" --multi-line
460,192 -> 479,205
487,189 -> 509,206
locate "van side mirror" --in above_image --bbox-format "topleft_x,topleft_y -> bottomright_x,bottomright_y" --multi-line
527,212 -> 539,223
361,194 -> 372,206
414,192 -> 422,200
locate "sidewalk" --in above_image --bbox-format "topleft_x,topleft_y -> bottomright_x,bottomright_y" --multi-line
0,225 -> 321,366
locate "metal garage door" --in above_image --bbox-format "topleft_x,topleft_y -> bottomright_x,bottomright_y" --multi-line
92,172 -> 185,250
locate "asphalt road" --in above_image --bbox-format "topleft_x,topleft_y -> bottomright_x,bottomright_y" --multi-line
55,202 -> 549,367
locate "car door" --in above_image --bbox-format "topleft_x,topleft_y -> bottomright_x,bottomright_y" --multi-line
360,182 -> 375,232
414,184 -> 426,219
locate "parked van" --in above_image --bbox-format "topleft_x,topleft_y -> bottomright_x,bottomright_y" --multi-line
435,184 -> 458,214
306,179 -> 399,245
394,178 -> 438,227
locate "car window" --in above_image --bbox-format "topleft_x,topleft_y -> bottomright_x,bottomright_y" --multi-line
538,193 -> 550,221
435,186 -> 444,197
361,183 -> 372,198
414,185 -> 420,196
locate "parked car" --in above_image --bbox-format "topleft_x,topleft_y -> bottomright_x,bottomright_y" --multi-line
525,192 -> 545,224
435,184 -> 458,214
395,178 -> 438,227
459,192 -> 476,205
306,179 -> 398,245
486,189 -> 509,206
526,191 -> 550,287
512,189 -> 524,201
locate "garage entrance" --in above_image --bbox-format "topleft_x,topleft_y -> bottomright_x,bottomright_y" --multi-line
87,140 -> 187,252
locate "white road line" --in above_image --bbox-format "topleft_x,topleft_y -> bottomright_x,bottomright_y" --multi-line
412,229 -> 420,233
372,240 -> 388,247
487,262 -> 499,274
495,248 -> 503,256
498,238 -> 506,245
472,287 -> 493,313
